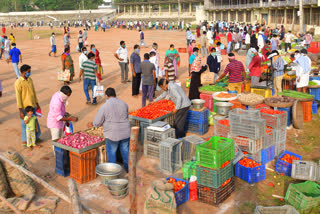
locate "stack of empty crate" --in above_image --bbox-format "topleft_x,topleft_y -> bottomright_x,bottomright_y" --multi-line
185,108 -> 209,135
196,136 -> 235,206
159,138 -> 183,173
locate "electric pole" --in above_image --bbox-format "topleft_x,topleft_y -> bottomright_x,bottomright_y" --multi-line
299,0 -> 303,34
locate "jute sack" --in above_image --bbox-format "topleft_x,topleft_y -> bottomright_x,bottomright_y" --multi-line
2,152 -> 35,197
144,179 -> 177,214
0,162 -> 9,198
201,72 -> 215,85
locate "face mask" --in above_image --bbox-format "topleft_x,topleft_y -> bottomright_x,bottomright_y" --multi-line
170,48 -> 174,51
152,45 -> 157,50
251,53 -> 255,57
25,72 -> 31,78
122,45 -> 126,48
211,52 -> 216,57
84,51 -> 88,55
60,92 -> 69,101
92,48 -> 96,54
194,52 -> 198,56
135,49 -> 140,54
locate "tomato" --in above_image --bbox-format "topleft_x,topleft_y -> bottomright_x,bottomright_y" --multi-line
167,177 -> 186,193
239,157 -> 261,168
280,154 -> 299,164
129,100 -> 175,119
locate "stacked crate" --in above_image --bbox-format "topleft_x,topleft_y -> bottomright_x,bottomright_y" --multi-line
55,147 -> 70,177
182,135 -> 205,162
214,117 -> 230,138
196,137 -> 235,206
159,138 -> 183,174
185,109 -> 209,135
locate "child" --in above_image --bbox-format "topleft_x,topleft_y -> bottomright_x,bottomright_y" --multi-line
24,106 -> 39,150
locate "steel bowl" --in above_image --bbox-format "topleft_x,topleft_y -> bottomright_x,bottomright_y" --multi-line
215,102 -> 234,116
107,179 -> 129,191
108,186 -> 129,197
95,163 -> 122,175
191,99 -> 206,110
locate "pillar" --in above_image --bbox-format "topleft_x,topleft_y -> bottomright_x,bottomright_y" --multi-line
214,11 -> 216,21
236,11 -> 238,22
310,8 -> 312,26
149,4 -> 151,16
124,5 -> 126,15
228,11 -> 231,22
130,5 -> 132,15
169,4 -> 171,15
136,5 -> 139,15
189,2 -> 192,13
292,9 -> 296,31
142,5 -> 145,14
284,9 -> 287,25
159,4 -> 161,15
268,9 -> 271,25
178,2 -> 181,14
244,11 -> 247,23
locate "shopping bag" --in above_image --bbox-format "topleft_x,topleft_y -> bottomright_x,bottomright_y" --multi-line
93,83 -> 104,98
84,39 -> 89,46
64,122 -> 73,137
235,43 -> 240,50
58,69 -> 70,81
201,71 -> 215,85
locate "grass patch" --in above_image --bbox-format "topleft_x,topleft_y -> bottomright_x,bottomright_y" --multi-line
4,29 -> 63,41
235,201 -> 256,214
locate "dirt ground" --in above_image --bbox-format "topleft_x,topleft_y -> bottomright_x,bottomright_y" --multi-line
0,27 -> 319,214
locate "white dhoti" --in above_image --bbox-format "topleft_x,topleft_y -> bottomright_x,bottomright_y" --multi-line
295,65 -> 309,88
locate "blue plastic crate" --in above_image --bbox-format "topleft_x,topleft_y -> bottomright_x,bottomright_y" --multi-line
278,107 -> 292,127
312,101 -> 318,114
235,158 -> 266,184
185,121 -> 209,135
275,151 -> 302,176
247,145 -> 275,164
309,76 -> 320,81
166,177 -> 189,206
55,147 -> 70,177
186,109 -> 209,123
309,88 -> 320,101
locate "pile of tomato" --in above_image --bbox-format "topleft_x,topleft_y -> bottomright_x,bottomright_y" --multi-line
238,157 -> 261,168
129,100 -> 175,120
150,100 -> 175,111
260,108 -> 285,115
167,177 -> 186,193
220,160 -> 230,168
221,178 -> 231,187
219,119 -> 230,127
280,154 -> 300,164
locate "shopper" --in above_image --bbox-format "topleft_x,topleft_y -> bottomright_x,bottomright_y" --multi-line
130,45 -> 141,96
207,47 -> 220,81
8,43 -> 22,78
140,53 -> 156,107
49,32 -> 56,57
114,41 -> 129,83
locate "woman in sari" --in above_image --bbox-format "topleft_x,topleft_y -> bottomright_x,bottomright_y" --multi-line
165,44 -> 180,77
261,40 -> 272,62
61,47 -> 74,84
90,44 -> 102,80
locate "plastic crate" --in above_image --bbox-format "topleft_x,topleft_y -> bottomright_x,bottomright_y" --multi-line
69,149 -> 97,184
200,93 -> 214,112
235,159 -> 266,183
277,107 -> 292,127
166,177 -> 189,207
312,101 -> 318,114
196,136 -> 235,169
55,147 -> 70,177
214,117 -> 230,138
310,76 -> 320,81
233,142 -> 244,165
139,121 -> 149,145
228,109 -> 261,121
186,109 -> 209,123
254,205 -> 299,214
291,160 -> 320,181
275,127 -> 286,144
197,178 -> 235,206
160,138 -> 183,173
229,99 -> 245,110
309,88 -> 320,101
230,117 -> 266,140
285,181 -> 320,212
185,121 -> 209,135
196,162 -> 233,188
260,111 -> 287,129
264,128 -> 275,148
164,114 -> 175,127
182,135 -> 205,161
275,140 -> 286,158
251,87 -> 272,98
275,151 -> 302,176
229,135 -> 264,154
182,161 -> 197,180
246,145 -> 275,164
301,101 -> 312,122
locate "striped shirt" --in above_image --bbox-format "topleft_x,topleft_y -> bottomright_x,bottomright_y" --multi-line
164,62 -> 175,82
223,60 -> 245,83
81,59 -> 98,80
272,56 -> 285,77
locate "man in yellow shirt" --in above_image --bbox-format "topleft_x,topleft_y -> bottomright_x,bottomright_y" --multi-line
15,64 -> 41,146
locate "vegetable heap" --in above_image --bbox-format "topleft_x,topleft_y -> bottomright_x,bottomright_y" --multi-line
216,92 -> 236,98
265,97 -> 295,104
167,177 -> 186,193
260,108 -> 285,115
150,100 -> 175,111
278,90 -> 314,99
219,119 -> 230,127
220,160 -> 230,168
58,132 -> 104,149
309,81 -> 318,86
221,178 -> 231,187
238,157 -> 261,168
238,93 -> 264,103
130,100 -> 174,119
199,85 -> 226,92
86,127 -> 104,138
280,153 -> 300,164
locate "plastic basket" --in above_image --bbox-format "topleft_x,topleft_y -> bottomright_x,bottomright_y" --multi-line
312,101 -> 318,114
196,136 -> 235,169
186,109 -> 209,123
246,145 -> 275,164
277,107 -> 292,127
182,135 -> 205,161
233,142 -> 244,165
251,87 -> 272,98
275,151 -> 302,176
139,121 -> 149,145
309,88 -> 320,101
291,160 -> 320,181
275,127 -> 286,144
264,128 -> 275,148
275,140 -> 286,158
55,147 -> 70,177
260,111 -> 287,129
235,158 -> 266,184
182,161 -> 197,180
178,48 -> 187,53
196,162 -> 233,188
301,101 -> 312,122
166,177 -> 189,207
285,181 -> 320,212
229,135 -> 264,154
163,114 -> 175,126
310,76 -> 320,81
230,117 -> 266,140
228,109 -> 261,121
214,118 -> 230,138
160,138 -> 183,173
185,121 -> 209,135
197,178 -> 235,206
229,99 -> 245,110
254,205 -> 299,214
69,149 -> 97,184
200,93 -> 214,112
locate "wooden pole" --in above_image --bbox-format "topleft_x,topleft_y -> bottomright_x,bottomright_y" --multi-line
0,195 -> 23,214
0,154 -> 99,214
129,126 -> 139,214
68,178 -> 83,214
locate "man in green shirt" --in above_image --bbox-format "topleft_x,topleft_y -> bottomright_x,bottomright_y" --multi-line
79,52 -> 100,105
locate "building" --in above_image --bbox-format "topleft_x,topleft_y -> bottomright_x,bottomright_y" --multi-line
204,0 -> 320,32
98,0 -> 114,9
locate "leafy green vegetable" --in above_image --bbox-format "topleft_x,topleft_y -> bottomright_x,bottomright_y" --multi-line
309,81 -> 318,86
278,90 -> 314,98
200,85 -> 226,92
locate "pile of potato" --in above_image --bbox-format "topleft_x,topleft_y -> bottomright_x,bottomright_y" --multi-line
238,93 -> 264,104
86,127 -> 104,138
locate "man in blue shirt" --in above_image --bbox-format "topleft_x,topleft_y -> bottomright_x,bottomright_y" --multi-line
8,43 -> 22,78
139,30 -> 148,48
130,45 -> 141,96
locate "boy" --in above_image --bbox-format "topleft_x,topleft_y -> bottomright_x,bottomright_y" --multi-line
24,106 -> 39,150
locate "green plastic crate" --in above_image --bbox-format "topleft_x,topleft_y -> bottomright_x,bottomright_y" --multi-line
285,181 -> 320,213
196,162 -> 233,188
196,136 -> 235,169
182,161 -> 197,180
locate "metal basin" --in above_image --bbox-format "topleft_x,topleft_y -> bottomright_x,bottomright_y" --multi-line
215,102 -> 233,116
191,99 -> 205,110
107,179 -> 129,191
108,186 -> 129,197
96,163 -> 122,175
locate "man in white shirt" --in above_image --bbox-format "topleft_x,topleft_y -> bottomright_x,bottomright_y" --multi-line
79,47 -> 88,68
114,40 -> 129,83
49,32 -> 56,57
284,31 -> 294,52
258,31 -> 265,51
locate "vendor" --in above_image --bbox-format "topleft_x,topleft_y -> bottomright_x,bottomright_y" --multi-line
216,53 -> 247,94
269,50 -> 285,96
88,88 -> 130,172
294,49 -> 311,93
153,79 -> 191,138
248,48 -> 261,86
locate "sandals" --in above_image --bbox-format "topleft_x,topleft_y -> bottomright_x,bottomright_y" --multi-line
86,101 -> 92,104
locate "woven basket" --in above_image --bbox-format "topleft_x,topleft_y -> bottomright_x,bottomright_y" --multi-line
264,99 -> 294,108
199,89 -> 215,95
282,96 -> 314,102
292,100 -> 304,129
308,84 -> 320,88
238,94 -> 264,106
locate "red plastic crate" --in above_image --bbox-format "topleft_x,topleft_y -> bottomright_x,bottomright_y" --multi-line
200,93 -> 214,112
70,149 -> 97,184
221,49 -> 227,55
229,100 -> 245,110
310,42 -> 318,48
301,101 -> 312,122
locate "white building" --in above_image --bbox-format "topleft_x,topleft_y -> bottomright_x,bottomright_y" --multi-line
98,0 -> 113,9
